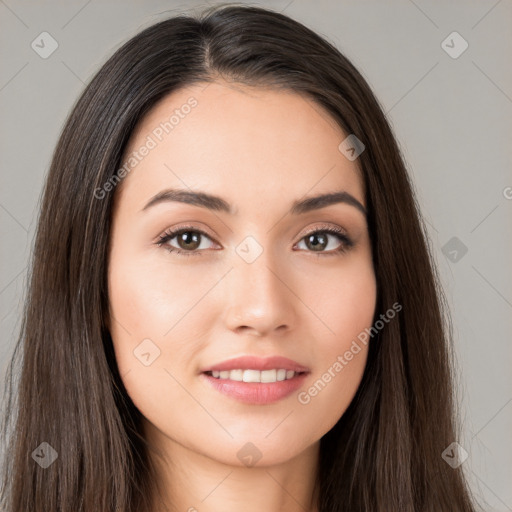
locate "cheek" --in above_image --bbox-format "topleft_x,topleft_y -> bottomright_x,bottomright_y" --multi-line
107,246 -> 212,347
108,253 -> 191,335
303,253 -> 377,347
106,253 -> 211,434
107,251 -> 168,383
107,249 -> 226,392
294,258 -> 376,431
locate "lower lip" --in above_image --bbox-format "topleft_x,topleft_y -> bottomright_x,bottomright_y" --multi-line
200,372 -> 308,405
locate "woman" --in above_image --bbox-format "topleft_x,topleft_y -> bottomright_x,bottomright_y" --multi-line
0,4 -> 480,511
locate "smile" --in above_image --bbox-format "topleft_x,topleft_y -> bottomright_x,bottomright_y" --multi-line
200,369 -> 309,405
205,368 -> 300,383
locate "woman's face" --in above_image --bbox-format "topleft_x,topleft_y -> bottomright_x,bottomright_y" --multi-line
108,80 -> 377,467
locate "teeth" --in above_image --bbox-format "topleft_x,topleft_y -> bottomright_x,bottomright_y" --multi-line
229,369 -> 243,381
260,369 -> 276,383
243,369 -> 260,383
208,369 -> 298,383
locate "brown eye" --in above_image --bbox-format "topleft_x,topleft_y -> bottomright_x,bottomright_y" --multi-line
156,227 -> 218,256
174,231 -> 202,251
295,227 -> 353,255
304,232 -> 329,252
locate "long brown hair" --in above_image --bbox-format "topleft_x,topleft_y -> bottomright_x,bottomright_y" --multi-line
0,4 -> 480,511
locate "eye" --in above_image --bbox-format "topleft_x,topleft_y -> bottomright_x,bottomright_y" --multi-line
294,225 -> 353,256
156,224 -> 353,257
156,226 -> 218,257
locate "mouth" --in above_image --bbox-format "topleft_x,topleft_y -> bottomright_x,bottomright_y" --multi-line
200,368 -> 310,405
199,356 -> 310,405
203,368 -> 306,383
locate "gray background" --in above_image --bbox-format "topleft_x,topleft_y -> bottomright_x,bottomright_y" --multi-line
1,0 -> 511,510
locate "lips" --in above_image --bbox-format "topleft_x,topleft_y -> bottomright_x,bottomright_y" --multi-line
199,355 -> 310,405
201,355 -> 310,373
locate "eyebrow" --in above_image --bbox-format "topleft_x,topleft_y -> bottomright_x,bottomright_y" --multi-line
141,188 -> 367,217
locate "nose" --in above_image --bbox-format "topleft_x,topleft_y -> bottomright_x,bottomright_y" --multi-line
222,251 -> 298,337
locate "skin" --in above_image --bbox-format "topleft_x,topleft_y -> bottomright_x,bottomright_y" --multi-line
107,79 -> 377,512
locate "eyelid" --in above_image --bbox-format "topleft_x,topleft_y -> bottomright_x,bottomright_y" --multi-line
294,222 -> 350,240
155,222 -> 217,240
155,224 -> 219,247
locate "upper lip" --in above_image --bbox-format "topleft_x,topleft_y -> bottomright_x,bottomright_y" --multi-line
201,355 -> 310,373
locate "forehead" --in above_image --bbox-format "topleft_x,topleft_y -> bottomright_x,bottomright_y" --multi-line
116,80 -> 364,213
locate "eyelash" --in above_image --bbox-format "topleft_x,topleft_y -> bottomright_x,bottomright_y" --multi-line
155,224 -> 354,258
